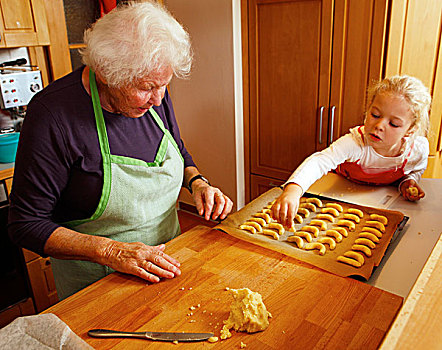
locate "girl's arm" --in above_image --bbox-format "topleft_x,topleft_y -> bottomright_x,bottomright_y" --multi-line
272,133 -> 360,228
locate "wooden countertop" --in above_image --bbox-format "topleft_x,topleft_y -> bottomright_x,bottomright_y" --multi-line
43,225 -> 402,349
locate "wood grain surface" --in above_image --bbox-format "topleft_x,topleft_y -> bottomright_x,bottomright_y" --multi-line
43,225 -> 403,349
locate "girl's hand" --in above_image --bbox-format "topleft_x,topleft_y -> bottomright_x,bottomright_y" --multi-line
400,179 -> 425,201
271,183 -> 303,229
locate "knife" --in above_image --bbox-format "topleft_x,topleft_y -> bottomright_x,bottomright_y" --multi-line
88,328 -> 214,342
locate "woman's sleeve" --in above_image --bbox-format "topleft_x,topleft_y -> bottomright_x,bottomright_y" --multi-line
8,100 -> 70,256
285,133 -> 361,193
160,89 -> 196,168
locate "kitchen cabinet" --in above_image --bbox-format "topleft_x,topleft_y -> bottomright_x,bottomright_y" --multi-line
0,0 -> 50,47
0,168 -> 58,314
386,0 -> 442,178
245,0 -> 388,200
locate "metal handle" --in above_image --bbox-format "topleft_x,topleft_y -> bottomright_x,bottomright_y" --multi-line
88,329 -> 148,339
318,106 -> 325,144
329,105 -> 336,144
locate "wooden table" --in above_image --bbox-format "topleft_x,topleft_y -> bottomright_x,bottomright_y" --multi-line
43,225 -> 403,349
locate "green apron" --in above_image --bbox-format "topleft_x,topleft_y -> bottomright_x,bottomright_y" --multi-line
51,70 -> 184,300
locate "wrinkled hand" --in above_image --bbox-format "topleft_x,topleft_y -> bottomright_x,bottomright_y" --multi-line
100,241 -> 181,283
400,179 -> 425,201
271,183 -> 303,229
192,181 -> 233,220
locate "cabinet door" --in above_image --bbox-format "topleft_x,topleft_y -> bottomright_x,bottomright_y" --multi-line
250,174 -> 284,200
0,0 -> 50,47
249,0 -> 333,181
329,0 -> 388,142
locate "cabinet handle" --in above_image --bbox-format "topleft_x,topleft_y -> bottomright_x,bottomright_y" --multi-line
318,106 -> 325,144
329,105 -> 336,144
268,182 -> 281,188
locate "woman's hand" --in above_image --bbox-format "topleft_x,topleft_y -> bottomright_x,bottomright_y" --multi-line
99,241 -> 181,283
191,180 -> 233,221
271,183 -> 303,229
400,179 -> 425,201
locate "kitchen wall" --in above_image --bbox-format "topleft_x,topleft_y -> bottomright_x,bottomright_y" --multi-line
165,0 -> 244,210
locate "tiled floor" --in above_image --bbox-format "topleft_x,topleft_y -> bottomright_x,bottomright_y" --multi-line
177,209 -> 217,233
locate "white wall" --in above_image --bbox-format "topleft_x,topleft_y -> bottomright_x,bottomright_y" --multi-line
165,0 -> 244,210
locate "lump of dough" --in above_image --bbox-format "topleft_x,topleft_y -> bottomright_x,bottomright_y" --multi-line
220,288 -> 271,339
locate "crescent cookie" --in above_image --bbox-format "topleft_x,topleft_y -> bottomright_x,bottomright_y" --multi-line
299,202 -> 317,212
344,251 -> 365,265
347,208 -> 364,218
333,226 -> 348,238
239,224 -> 256,234
294,214 -> 303,224
294,231 -> 313,243
337,219 -> 356,231
297,208 -> 310,218
301,225 -> 320,237
325,229 -> 343,243
287,235 -> 304,248
365,220 -> 386,233
352,244 -> 372,257
317,237 -> 336,250
309,219 -> 327,231
369,214 -> 388,225
262,229 -> 279,240
343,213 -> 361,223
321,207 -> 340,217
315,213 -> 335,223
326,203 -> 343,212
304,242 -> 326,256
248,217 -> 266,227
354,238 -> 376,249
337,256 -> 362,268
358,232 -> 380,243
262,208 -> 272,215
288,223 -> 296,232
267,222 -> 284,235
361,226 -> 383,238
253,212 -> 271,224
244,221 -> 263,232
306,197 -> 323,207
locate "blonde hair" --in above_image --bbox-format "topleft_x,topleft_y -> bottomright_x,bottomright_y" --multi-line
80,1 -> 192,87
366,75 -> 431,137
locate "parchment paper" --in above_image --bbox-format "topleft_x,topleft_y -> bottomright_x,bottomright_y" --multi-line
0,313 -> 93,350
216,187 -> 405,280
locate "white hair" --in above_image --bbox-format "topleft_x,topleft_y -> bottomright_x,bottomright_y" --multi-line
80,1 -> 192,87
366,75 -> 432,137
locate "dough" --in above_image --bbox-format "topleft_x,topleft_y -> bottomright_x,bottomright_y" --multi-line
299,202 -> 317,212
406,186 -> 419,196
347,208 -> 364,218
325,203 -> 343,212
220,288 -> 271,339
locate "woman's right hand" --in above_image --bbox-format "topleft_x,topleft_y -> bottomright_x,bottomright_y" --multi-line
99,241 -> 181,283
271,183 -> 303,229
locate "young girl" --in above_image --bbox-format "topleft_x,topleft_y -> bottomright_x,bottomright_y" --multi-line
272,75 -> 432,228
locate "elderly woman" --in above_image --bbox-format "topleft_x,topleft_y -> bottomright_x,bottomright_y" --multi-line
8,1 -> 233,299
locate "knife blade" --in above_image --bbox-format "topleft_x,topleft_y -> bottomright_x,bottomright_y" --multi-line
88,328 -> 214,342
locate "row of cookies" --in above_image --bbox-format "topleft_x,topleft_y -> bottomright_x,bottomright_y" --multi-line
337,214 -> 388,268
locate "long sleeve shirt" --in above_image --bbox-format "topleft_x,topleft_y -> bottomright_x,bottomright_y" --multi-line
286,126 -> 429,193
8,67 -> 195,256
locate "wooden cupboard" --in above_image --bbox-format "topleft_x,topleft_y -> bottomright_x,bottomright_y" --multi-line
245,0 -> 388,201
386,0 -> 442,178
0,0 -> 50,47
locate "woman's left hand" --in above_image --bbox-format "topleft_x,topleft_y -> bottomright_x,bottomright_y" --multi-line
191,181 -> 233,221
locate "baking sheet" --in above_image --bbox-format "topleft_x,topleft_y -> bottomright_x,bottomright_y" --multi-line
216,187 -> 405,280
